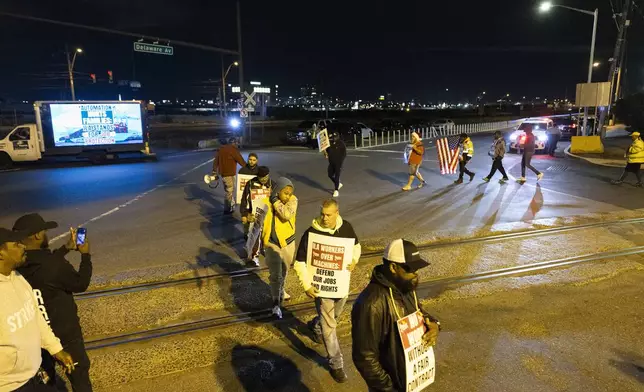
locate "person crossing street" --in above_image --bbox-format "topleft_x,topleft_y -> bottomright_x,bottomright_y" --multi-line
455,133 -> 475,184
483,131 -> 509,183
324,132 -> 347,197
402,132 -> 427,191
260,177 -> 298,318
518,128 -> 543,183
611,131 -> 644,187
293,199 -> 361,383
546,124 -> 562,157
212,138 -> 246,214
351,239 -> 440,391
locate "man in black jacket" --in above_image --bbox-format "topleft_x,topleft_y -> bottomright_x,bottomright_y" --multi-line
238,152 -> 259,176
240,166 -> 273,266
293,199 -> 361,383
13,214 -> 93,392
324,132 -> 346,197
352,239 -> 440,392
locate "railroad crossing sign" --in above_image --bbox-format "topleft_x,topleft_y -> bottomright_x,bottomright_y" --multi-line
133,42 -> 174,56
243,91 -> 256,108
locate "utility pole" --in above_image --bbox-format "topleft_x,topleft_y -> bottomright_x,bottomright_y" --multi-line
221,55 -> 226,118
599,0 -> 632,138
236,1 -> 246,141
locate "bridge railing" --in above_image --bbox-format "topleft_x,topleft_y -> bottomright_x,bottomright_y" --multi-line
354,119 -> 524,149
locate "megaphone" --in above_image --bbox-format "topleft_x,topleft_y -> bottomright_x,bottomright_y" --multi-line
204,173 -> 219,188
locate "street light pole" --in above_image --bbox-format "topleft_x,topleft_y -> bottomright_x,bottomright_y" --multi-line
66,46 -> 82,101
221,59 -> 238,118
539,2 -> 598,136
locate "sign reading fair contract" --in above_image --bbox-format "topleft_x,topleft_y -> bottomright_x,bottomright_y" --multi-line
306,232 -> 354,298
235,174 -> 256,205
50,103 -> 143,147
397,310 -> 435,392
317,129 -> 330,152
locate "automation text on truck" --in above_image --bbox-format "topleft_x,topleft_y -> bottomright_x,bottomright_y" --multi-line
0,100 -> 154,167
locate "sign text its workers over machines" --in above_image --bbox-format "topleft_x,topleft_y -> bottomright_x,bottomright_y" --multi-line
397,310 -> 435,392
306,233 -> 354,299
235,174 -> 256,205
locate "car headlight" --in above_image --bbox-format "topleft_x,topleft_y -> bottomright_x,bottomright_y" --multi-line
538,134 -> 548,142
510,134 -> 517,141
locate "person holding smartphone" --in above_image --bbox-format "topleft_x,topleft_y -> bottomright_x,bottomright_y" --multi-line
13,214 -> 94,392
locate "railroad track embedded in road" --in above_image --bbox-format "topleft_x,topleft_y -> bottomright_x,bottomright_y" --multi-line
77,216 -> 644,300
84,244 -> 644,350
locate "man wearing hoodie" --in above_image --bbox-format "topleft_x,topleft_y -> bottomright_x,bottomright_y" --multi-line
238,152 -> 259,176
323,132 -> 347,197
402,132 -> 427,191
0,227 -> 75,392
293,199 -> 361,383
240,166 -> 274,266
213,137 -> 246,214
352,239 -> 441,392
260,177 -> 298,318
483,131 -> 509,183
13,214 -> 93,392
518,128 -> 543,183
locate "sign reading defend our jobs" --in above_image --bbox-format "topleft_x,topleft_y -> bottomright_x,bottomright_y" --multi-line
306,233 -> 354,298
397,310 -> 436,392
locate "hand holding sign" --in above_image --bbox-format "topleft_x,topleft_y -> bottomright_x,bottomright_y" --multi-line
305,286 -> 320,298
422,321 -> 440,347
348,262 -> 357,272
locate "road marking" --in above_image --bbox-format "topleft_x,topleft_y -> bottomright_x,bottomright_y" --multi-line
50,158 -> 215,244
0,168 -> 22,173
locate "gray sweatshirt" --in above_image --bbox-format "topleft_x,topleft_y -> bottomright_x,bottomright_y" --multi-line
0,271 -> 63,392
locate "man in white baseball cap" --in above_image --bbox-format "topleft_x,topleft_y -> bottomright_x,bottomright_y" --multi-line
351,239 -> 440,391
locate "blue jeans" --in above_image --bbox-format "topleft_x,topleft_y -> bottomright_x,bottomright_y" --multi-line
313,296 -> 348,369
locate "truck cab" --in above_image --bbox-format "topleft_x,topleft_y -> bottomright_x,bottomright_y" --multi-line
0,124 -> 42,166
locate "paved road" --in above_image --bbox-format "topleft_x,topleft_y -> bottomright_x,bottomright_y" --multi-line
1,132 -> 642,284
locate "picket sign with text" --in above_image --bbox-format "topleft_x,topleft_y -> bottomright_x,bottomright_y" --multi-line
306,232 -> 354,298
317,129 -> 330,152
235,174 -> 256,205
403,144 -> 413,164
397,310 -> 436,392
245,202 -> 269,257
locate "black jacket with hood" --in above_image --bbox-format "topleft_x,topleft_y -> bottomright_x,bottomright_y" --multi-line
351,265 -> 437,392
326,139 -> 347,165
17,247 -> 92,343
240,177 -> 274,216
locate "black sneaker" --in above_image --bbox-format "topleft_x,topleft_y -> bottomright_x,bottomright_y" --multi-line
330,368 -> 348,383
500,177 -> 509,183
454,178 -> 463,184
469,173 -> 475,182
482,177 -> 490,182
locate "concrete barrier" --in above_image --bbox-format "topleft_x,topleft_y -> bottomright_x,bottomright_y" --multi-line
570,136 -> 604,154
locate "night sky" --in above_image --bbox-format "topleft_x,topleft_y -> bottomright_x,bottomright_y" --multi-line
0,0 -> 642,102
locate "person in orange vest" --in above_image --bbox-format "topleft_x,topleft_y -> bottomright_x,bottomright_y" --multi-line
402,132 -> 427,191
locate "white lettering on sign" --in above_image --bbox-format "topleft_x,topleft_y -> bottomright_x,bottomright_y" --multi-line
33,289 -> 50,325
6,290 -> 37,333
306,233 -> 354,299
397,310 -> 435,392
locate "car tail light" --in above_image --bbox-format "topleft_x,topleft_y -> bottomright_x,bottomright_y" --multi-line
520,135 -> 526,143
572,124 -> 577,128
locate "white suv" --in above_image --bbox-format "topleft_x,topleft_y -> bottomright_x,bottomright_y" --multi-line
508,119 -> 554,153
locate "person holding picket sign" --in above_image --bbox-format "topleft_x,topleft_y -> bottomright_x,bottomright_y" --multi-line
293,199 -> 361,383
352,239 -> 441,392
240,166 -> 273,266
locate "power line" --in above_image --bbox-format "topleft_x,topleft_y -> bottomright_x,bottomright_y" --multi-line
0,12 -> 238,55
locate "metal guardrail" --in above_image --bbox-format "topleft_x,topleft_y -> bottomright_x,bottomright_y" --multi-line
354,119 -> 524,149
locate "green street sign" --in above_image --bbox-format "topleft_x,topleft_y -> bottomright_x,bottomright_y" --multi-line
133,42 -> 174,56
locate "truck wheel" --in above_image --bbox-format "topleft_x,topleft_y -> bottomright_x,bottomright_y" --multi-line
0,153 -> 12,169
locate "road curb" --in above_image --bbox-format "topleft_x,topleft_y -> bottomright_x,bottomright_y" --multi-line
564,145 -> 624,168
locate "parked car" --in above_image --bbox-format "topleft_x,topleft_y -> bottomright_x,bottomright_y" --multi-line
284,119 -> 337,146
431,119 -> 455,130
554,117 -> 578,140
508,119 -> 553,153
373,119 -> 404,134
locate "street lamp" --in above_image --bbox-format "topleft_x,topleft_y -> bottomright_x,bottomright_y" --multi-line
221,60 -> 239,117
539,1 -> 598,135
593,62 -> 600,67
66,47 -> 83,101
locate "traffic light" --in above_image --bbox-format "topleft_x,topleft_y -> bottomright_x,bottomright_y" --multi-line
107,70 -> 113,83
90,74 -> 96,83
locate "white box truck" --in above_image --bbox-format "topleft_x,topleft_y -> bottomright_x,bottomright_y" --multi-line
0,100 -> 155,167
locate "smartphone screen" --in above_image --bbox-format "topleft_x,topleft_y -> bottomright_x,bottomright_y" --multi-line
76,228 -> 87,246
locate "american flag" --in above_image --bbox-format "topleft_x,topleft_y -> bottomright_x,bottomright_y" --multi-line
436,136 -> 461,174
